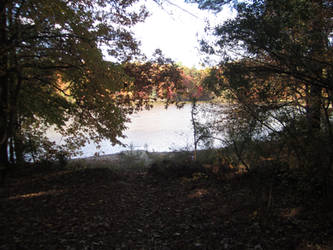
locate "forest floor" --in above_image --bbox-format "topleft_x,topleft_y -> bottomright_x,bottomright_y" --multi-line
1,158 -> 333,250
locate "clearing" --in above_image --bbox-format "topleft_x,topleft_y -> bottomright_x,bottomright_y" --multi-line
1,162 -> 332,249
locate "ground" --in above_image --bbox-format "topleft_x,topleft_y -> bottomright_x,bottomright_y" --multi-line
0,161 -> 333,250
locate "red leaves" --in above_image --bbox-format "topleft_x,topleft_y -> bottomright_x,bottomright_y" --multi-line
119,62 -> 183,109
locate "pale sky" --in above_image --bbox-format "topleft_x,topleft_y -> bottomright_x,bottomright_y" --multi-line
132,0 -> 234,68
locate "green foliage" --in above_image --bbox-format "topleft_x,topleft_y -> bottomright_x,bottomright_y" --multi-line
0,0 -> 146,163
0,0 -> 184,164
118,150 -> 151,170
189,0 -> 333,191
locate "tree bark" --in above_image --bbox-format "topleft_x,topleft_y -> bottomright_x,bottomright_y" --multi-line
307,85 -> 322,135
191,98 -> 198,161
0,2 -> 9,164
14,133 -> 25,165
305,0 -> 326,172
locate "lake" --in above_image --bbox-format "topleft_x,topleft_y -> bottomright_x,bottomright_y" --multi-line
49,102 -> 287,158
49,103 -> 207,158
84,104 -> 195,156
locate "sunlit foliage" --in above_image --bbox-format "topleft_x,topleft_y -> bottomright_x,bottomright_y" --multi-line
188,0 -> 333,190
0,0 -> 183,163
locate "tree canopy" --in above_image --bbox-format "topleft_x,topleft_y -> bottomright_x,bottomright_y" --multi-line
187,0 -> 333,184
0,0 -> 183,163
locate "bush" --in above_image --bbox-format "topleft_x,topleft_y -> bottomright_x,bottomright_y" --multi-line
148,158 -> 204,179
56,151 -> 69,167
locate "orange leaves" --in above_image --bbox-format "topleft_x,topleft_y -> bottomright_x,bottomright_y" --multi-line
179,67 -> 210,100
122,62 -> 183,104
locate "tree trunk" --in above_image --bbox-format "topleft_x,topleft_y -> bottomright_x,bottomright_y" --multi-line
0,1 -> 9,165
191,98 -> 198,161
305,0 -> 326,172
1,2 -> 22,166
307,85 -> 322,135
0,138 -> 8,164
306,84 -> 322,168
14,133 -> 25,165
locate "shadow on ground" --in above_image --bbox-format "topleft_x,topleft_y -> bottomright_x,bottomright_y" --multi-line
1,163 -> 332,250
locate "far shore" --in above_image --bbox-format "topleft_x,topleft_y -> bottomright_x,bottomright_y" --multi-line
70,150 -> 187,167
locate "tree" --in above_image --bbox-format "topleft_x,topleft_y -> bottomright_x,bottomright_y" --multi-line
187,0 -> 333,183
0,0 -> 183,164
180,67 -> 212,159
122,50 -> 183,110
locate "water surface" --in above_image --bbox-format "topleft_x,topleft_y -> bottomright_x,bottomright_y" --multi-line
77,104 -> 195,157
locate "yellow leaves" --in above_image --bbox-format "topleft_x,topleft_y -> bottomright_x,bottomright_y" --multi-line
55,73 -> 72,97
181,172 -> 209,184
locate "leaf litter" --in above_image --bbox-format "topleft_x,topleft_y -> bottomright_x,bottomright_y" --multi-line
0,164 -> 332,250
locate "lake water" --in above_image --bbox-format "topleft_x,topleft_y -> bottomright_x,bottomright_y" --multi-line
88,104 -> 194,156
63,104 -> 199,157
47,102 -> 295,158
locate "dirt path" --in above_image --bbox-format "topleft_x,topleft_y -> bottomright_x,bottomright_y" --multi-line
1,166 -> 332,249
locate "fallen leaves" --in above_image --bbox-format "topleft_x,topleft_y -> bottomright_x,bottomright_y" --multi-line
0,165 -> 332,249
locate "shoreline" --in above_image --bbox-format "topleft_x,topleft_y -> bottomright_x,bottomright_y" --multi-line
70,150 -> 179,167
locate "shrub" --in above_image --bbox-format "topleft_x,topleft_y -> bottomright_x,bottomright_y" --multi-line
148,158 -> 204,179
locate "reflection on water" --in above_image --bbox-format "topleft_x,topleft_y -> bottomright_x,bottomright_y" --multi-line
46,102 -> 291,158
73,103 -> 297,157
78,104 -> 195,157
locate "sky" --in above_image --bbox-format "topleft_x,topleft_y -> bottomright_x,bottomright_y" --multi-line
132,0 -> 234,68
